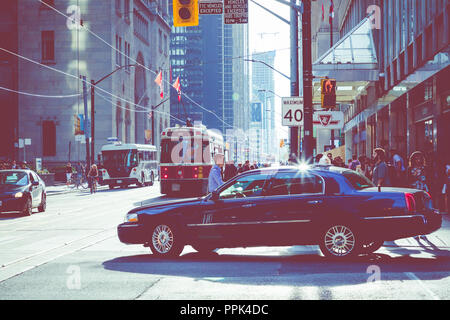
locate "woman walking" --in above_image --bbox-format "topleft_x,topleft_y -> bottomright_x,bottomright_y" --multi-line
407,151 -> 429,192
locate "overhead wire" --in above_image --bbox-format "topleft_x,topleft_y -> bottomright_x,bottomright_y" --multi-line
37,0 -> 238,131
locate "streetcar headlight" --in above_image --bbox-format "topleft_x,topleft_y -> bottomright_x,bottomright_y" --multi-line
125,213 -> 138,223
14,192 -> 23,198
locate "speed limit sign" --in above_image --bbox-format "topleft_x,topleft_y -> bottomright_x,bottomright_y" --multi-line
282,97 -> 304,127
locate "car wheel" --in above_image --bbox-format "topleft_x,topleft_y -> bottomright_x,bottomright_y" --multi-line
22,197 -> 32,216
319,224 -> 359,259
38,193 -> 46,213
150,223 -> 184,258
360,240 -> 384,254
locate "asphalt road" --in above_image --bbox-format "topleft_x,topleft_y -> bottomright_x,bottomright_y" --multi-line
0,182 -> 449,301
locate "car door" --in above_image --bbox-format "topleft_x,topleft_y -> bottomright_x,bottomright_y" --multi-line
262,171 -> 325,245
192,172 -> 271,246
28,173 -> 40,207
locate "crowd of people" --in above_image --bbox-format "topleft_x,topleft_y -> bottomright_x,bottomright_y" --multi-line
0,160 -> 29,170
317,148 -> 449,213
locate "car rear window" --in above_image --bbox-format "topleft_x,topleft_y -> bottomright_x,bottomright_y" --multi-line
342,170 -> 374,190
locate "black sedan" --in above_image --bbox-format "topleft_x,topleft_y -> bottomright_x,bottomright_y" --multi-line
0,169 -> 47,215
117,165 -> 442,259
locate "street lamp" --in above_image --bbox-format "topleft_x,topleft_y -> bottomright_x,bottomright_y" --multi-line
90,64 -> 138,164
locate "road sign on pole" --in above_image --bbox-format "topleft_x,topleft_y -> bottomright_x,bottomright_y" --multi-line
224,0 -> 248,24
282,97 -> 304,127
199,0 -> 223,14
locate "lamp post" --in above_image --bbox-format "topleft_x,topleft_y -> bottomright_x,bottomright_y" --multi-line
151,97 -> 170,145
90,64 -> 137,164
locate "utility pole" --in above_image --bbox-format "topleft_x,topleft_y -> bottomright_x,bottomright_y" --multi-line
329,1 -> 335,149
91,80 -> 95,164
81,75 -> 90,168
290,0 -> 300,160
302,0 -> 314,162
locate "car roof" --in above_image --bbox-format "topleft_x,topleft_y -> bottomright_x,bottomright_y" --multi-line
248,165 -> 350,176
0,169 -> 33,173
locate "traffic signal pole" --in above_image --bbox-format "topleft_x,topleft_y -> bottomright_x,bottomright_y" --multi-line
290,0 -> 300,160
302,0 -> 314,162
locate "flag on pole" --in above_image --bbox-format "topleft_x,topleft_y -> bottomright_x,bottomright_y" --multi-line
172,77 -> 181,102
154,70 -> 163,99
329,0 -> 334,24
322,2 -> 325,21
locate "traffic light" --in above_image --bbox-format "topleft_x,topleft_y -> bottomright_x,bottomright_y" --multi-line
173,0 -> 199,27
321,78 -> 337,109
74,114 -> 83,135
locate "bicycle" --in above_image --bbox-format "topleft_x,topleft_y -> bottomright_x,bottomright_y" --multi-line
68,174 -> 89,190
89,176 -> 98,194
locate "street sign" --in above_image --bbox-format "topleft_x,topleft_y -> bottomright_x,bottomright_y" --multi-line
199,0 -> 223,14
313,111 -> 344,129
282,97 -> 304,127
24,138 -> 31,146
224,0 -> 248,24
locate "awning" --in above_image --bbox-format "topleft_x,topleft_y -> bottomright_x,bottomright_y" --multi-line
312,14 -> 379,82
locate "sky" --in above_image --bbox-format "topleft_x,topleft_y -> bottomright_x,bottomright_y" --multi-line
248,0 -> 292,139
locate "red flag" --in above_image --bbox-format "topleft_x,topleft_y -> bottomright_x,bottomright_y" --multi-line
329,0 -> 334,24
322,2 -> 325,21
172,77 -> 181,102
154,71 -> 163,99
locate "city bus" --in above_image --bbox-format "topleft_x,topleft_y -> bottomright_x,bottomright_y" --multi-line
160,125 -> 224,196
100,143 -> 158,189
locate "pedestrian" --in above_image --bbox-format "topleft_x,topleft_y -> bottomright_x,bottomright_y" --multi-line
224,161 -> 237,181
349,154 -> 360,171
319,155 -> 331,165
208,153 -> 224,193
315,154 -> 323,163
243,160 -> 251,172
391,149 -> 406,187
11,160 -> 17,169
372,148 -> 391,188
347,159 -> 353,168
327,153 -> 333,164
444,164 -> 450,214
88,164 -> 99,194
66,162 -> 73,187
356,156 -> 366,176
237,163 -> 243,174
407,151 -> 429,192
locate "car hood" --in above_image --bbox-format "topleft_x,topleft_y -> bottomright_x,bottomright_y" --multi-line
130,197 -> 206,213
0,185 -> 26,195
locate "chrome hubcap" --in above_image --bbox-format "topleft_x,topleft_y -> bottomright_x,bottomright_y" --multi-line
324,225 -> 355,256
152,225 -> 174,254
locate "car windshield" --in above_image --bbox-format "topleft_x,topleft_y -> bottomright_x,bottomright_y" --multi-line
342,170 -> 375,190
0,172 -> 29,186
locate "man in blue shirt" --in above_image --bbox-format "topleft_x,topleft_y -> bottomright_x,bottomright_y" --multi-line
208,153 -> 224,193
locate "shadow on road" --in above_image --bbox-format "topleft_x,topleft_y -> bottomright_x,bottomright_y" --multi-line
102,243 -> 450,286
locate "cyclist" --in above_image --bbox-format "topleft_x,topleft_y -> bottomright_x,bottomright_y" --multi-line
88,164 -> 99,194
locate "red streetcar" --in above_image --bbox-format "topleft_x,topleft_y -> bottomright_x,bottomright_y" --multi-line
160,125 -> 224,196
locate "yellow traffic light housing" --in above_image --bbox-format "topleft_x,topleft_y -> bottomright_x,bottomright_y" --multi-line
321,78 -> 337,109
173,0 -> 199,27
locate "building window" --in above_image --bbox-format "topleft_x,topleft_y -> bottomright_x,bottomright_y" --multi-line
115,35 -> 122,66
124,0 -> 131,23
115,0 -> 122,17
41,31 -> 55,63
134,10 -> 149,44
42,121 -> 56,156
124,41 -> 131,71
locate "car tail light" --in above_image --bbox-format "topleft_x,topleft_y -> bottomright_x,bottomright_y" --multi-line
405,193 -> 416,212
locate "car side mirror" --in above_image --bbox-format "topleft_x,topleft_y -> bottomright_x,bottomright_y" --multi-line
211,190 -> 220,201
32,181 -> 39,186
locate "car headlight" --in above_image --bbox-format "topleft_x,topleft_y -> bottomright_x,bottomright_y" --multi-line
14,192 -> 23,198
125,213 -> 138,223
